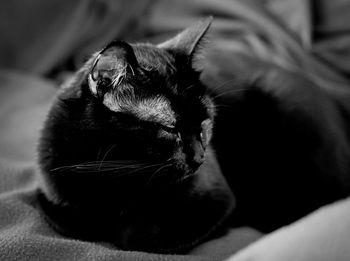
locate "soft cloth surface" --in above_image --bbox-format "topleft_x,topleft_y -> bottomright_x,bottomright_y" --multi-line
227,197 -> 350,261
0,168 -> 257,261
2,0 -> 350,260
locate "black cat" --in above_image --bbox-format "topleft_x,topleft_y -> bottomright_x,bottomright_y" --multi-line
38,17 -> 235,253
38,16 -> 350,254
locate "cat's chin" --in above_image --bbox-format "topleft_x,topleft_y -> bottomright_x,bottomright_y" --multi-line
171,162 -> 205,184
173,173 -> 198,184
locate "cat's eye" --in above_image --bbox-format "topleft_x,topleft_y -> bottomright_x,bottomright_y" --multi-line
159,123 -> 177,134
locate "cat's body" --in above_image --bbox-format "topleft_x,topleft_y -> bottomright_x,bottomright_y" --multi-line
38,18 -> 234,253
206,56 -> 350,231
38,17 -> 350,253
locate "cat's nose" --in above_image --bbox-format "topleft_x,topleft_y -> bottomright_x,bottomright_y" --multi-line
188,138 -> 205,169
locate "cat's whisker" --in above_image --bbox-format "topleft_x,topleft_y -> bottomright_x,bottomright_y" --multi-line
98,144 -> 117,170
116,162 -> 168,176
211,88 -> 246,101
145,163 -> 173,186
76,161 -> 148,171
90,164 -> 147,172
49,167 -> 70,172
83,160 -> 145,165
49,160 -> 149,173
64,161 -> 166,176
210,78 -> 243,92
50,164 -> 83,172
180,84 -> 196,95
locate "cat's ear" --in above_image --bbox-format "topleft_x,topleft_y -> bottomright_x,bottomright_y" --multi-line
88,41 -> 138,98
158,16 -> 213,57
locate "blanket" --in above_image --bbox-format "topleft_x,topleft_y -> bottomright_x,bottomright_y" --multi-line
2,0 -> 350,260
0,167 -> 255,261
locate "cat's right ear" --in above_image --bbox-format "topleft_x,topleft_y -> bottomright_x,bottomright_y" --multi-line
157,17 -> 213,58
88,41 -> 138,99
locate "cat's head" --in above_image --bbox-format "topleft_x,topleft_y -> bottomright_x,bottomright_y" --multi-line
39,17 -> 215,198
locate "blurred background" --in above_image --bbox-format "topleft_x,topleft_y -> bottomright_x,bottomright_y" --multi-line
1,0 -> 350,165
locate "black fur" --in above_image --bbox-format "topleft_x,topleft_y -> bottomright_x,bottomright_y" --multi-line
38,18 -> 234,253
211,64 -> 350,231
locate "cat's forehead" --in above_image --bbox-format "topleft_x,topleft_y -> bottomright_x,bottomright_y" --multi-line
132,44 -> 176,75
103,91 -> 176,127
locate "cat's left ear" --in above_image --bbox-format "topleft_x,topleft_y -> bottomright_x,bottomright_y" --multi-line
158,16 -> 213,58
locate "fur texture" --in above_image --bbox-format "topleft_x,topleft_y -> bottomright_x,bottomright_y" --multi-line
37,17 -> 235,253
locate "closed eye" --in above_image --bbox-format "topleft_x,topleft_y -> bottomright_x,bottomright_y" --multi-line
158,123 -> 177,134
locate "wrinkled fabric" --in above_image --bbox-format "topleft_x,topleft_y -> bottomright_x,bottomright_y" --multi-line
227,197 -> 350,261
0,162 -> 261,261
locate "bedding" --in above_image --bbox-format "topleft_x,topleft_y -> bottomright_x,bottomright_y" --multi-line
1,0 -> 350,260
227,197 -> 350,261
